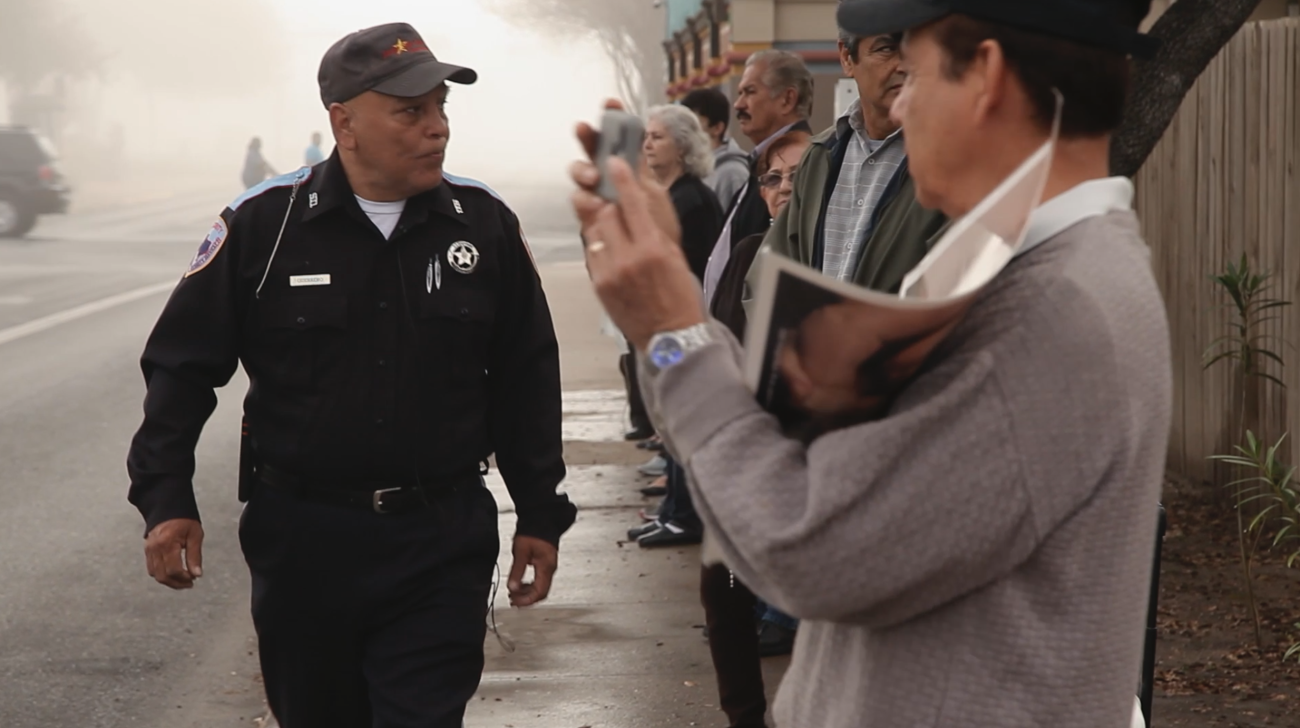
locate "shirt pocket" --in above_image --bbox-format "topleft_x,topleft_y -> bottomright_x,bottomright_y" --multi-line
252,294 -> 349,391
419,287 -> 496,384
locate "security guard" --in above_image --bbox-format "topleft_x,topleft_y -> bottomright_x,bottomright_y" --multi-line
125,23 -> 576,728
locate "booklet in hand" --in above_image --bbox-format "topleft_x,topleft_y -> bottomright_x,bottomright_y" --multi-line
743,131 -> 1057,422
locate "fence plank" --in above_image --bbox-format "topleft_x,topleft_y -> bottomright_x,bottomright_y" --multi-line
1133,19 -> 1300,486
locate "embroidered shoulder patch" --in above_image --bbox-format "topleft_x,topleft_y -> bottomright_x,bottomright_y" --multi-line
186,217 -> 229,277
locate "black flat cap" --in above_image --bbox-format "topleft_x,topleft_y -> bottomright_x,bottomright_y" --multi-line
318,22 -> 478,107
837,0 -> 1159,58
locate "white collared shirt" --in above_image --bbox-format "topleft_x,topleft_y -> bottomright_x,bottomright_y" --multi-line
1017,177 -> 1135,257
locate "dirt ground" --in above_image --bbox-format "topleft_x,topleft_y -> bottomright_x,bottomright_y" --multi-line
1153,476 -> 1300,726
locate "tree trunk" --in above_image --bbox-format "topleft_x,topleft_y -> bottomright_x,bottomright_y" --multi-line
1111,0 -> 1264,177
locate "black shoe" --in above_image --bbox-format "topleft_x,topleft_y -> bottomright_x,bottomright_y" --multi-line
624,425 -> 654,441
639,485 -> 667,497
627,521 -> 661,541
637,521 -> 703,548
757,621 -> 796,657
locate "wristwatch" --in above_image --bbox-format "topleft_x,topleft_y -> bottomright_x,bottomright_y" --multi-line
646,323 -> 714,372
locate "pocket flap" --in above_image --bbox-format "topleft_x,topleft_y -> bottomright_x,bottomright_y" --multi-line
421,289 -> 496,324
259,295 -> 348,330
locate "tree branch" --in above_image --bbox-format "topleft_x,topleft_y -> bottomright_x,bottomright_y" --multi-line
1110,0 -> 1264,177
487,0 -> 664,112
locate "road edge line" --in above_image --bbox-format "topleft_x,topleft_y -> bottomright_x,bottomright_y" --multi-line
0,280 -> 176,347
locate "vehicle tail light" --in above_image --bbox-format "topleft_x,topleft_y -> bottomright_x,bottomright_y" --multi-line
38,165 -> 56,183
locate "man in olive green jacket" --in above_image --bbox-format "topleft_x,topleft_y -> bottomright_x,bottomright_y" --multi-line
758,129 -> 946,292
751,29 -> 946,296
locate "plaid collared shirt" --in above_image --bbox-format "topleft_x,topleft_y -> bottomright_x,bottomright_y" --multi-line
820,100 -> 906,281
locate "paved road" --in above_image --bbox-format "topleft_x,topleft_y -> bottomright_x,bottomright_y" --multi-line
0,185 -> 780,727
0,196 -> 272,727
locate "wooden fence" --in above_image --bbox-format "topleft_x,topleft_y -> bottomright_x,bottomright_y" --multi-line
1134,18 -> 1300,485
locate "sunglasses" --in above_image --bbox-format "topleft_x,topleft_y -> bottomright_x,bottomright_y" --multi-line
758,167 -> 798,189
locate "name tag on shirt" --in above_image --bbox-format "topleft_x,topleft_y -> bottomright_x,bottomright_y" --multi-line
289,274 -> 331,287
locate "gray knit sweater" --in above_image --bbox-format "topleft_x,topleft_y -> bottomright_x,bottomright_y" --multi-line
642,211 -> 1171,727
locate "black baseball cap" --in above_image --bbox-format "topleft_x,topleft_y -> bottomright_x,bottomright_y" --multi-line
318,22 -> 478,107
837,0 -> 1159,58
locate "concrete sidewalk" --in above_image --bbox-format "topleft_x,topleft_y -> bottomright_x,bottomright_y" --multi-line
472,391 -> 789,728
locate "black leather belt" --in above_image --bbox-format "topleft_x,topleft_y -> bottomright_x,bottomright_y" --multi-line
258,464 -> 482,515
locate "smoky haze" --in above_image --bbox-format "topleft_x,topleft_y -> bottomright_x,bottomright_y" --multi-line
0,0 -> 622,215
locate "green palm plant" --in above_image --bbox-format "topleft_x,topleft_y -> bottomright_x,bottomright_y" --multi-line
1203,253 -> 1291,650
1204,253 -> 1291,389
1211,433 -> 1300,647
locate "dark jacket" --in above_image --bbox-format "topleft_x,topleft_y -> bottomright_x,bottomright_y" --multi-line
670,174 -> 725,281
711,232 -> 766,341
126,153 -> 576,545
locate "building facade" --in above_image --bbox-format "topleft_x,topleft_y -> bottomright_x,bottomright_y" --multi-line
662,0 -> 846,144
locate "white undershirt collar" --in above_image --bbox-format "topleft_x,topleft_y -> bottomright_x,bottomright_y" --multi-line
1018,177 -> 1134,257
355,195 -> 407,240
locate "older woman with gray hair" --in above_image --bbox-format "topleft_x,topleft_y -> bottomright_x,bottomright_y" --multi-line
643,104 -> 724,280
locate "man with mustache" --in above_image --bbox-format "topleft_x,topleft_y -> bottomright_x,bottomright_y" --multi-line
126,22 -> 575,728
700,50 -> 814,305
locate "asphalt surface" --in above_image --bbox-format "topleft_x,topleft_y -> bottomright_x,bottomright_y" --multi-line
0,182 -> 782,727
0,191 -> 275,727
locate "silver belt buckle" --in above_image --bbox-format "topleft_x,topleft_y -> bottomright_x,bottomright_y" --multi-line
372,487 -> 402,514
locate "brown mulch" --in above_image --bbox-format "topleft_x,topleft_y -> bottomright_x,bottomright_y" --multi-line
1152,475 -> 1300,727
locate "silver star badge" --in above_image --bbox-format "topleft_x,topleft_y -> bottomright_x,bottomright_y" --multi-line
447,241 -> 480,274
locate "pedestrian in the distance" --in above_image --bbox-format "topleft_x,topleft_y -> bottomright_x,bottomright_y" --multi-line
304,131 -> 327,166
241,136 -> 277,189
127,22 -> 576,728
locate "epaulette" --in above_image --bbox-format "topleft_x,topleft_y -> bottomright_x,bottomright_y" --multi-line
443,172 -> 508,207
230,167 -> 313,212
444,171 -> 535,267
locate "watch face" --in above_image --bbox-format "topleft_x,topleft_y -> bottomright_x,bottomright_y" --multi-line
650,336 -> 685,369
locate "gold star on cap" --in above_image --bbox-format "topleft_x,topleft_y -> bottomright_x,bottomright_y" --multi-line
392,39 -> 409,54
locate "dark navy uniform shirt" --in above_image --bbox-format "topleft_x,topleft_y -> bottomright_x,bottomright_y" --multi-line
127,153 -> 576,545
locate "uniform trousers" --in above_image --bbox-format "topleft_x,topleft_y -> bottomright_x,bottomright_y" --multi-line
239,481 -> 499,728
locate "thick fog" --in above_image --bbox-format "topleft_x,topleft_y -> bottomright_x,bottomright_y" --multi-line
0,0 -> 620,197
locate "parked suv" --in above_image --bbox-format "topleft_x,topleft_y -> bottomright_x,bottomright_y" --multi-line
0,126 -> 71,237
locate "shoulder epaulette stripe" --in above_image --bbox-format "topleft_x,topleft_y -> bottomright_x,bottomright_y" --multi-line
230,167 -> 313,211
443,172 -> 507,206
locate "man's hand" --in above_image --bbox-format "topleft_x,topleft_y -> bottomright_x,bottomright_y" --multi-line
570,101 -> 706,351
507,536 -> 558,608
779,302 -> 895,415
780,300 -> 966,417
144,518 -> 204,590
